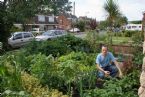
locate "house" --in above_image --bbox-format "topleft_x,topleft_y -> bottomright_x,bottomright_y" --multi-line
14,14 -> 59,32
56,15 -> 71,30
56,14 -> 77,30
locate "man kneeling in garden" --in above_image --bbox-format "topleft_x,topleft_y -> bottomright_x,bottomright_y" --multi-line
96,45 -> 123,79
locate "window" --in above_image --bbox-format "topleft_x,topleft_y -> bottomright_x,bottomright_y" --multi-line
38,15 -> 45,22
24,33 -> 32,38
55,31 -> 60,35
49,16 -> 54,22
13,33 -> 22,40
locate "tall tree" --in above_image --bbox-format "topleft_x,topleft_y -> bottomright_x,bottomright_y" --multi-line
104,0 -> 121,29
0,0 -> 72,49
104,0 -> 121,44
7,0 -> 72,28
0,1 -> 13,49
114,16 -> 128,28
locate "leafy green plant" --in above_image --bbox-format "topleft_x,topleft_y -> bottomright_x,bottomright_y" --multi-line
123,30 -> 137,37
57,34 -> 93,53
83,70 -> 140,97
86,30 -> 108,52
131,31 -> 144,68
0,54 -> 23,91
24,40 -> 69,57
21,72 -> 68,97
0,53 -> 30,96
56,52 -> 97,96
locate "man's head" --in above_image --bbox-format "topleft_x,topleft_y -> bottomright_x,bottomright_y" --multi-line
101,45 -> 108,56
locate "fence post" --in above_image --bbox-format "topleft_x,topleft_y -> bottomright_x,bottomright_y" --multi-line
138,11 -> 145,97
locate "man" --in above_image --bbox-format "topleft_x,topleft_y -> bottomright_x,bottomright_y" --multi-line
96,45 -> 122,79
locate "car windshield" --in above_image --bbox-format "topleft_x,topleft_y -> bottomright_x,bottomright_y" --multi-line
42,30 -> 55,36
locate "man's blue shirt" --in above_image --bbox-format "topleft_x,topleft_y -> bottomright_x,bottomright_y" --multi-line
96,52 -> 115,68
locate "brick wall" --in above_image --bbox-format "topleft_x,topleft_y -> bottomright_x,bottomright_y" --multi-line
57,15 -> 71,30
112,45 -> 135,54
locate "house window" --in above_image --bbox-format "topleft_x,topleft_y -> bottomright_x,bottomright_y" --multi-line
49,16 -> 54,22
38,15 -> 45,22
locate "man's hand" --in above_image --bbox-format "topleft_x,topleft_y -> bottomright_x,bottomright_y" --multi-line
119,71 -> 123,78
104,71 -> 110,77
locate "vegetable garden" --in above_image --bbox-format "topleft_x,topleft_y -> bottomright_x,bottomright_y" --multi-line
0,31 -> 143,97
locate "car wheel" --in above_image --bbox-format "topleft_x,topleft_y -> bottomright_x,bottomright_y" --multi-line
47,38 -> 51,41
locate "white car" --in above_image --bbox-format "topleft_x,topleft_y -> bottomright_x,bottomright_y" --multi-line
8,32 -> 34,48
35,30 -> 67,41
69,28 -> 80,32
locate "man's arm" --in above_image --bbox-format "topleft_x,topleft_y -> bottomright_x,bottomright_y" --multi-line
96,64 -> 110,76
114,60 -> 123,77
109,52 -> 123,77
96,64 -> 105,73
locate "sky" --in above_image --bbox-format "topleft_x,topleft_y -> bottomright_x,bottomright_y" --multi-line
70,0 -> 145,21
1,0 -> 145,21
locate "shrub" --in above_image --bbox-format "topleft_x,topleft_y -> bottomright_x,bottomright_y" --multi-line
24,35 -> 93,57
56,35 -> 93,53
85,30 -> 107,52
21,72 -> 68,97
24,40 -> 69,57
131,31 -> 144,68
123,30 -> 137,37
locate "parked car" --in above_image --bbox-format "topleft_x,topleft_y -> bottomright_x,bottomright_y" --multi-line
35,30 -> 67,41
69,28 -> 80,32
8,32 -> 34,48
31,28 -> 44,35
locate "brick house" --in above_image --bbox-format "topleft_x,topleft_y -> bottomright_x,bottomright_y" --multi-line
14,14 -> 59,31
57,15 -> 71,30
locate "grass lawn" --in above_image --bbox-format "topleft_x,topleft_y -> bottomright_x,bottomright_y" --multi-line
112,36 -> 132,45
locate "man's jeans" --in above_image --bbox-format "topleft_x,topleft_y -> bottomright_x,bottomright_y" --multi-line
98,65 -> 118,79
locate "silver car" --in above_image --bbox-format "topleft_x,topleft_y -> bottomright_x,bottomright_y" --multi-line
8,32 -> 34,48
35,30 -> 67,41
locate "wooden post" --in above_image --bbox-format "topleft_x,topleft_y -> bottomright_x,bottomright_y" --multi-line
138,11 -> 145,97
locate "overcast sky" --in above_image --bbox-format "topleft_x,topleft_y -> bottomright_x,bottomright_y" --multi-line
1,0 -> 145,21
70,0 -> 145,21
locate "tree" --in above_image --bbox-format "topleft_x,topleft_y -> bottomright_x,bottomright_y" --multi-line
0,0 -> 72,49
0,1 -> 13,49
75,20 -> 85,32
104,0 -> 121,44
130,20 -> 142,24
98,21 -> 109,30
104,0 -> 121,29
89,19 -> 98,30
6,0 -> 72,30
